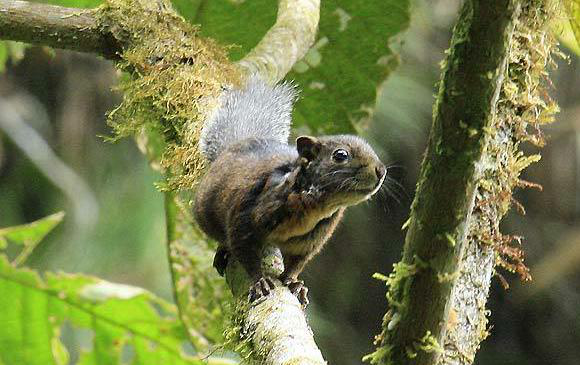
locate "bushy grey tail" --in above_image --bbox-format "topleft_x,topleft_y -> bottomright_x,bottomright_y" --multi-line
199,75 -> 298,162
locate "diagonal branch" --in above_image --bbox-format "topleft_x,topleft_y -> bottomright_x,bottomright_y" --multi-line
0,0 -> 121,59
226,255 -> 326,365
237,0 -> 320,84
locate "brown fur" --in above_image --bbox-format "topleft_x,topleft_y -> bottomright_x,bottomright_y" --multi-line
194,135 -> 386,300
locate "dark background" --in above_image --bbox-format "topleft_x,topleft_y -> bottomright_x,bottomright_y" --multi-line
1,0 -> 579,364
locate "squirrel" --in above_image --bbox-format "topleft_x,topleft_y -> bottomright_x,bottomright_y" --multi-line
194,76 -> 386,306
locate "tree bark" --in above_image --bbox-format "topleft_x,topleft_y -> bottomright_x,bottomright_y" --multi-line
439,1 -> 558,363
225,253 -> 326,365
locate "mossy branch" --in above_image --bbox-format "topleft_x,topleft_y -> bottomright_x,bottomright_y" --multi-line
224,251 -> 326,365
0,0 -> 121,59
367,1 -> 559,365
440,1 -> 560,363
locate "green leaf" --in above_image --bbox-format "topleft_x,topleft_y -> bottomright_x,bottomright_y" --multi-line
0,212 -> 65,247
0,212 -> 65,265
0,256 -> 204,365
190,0 -> 410,134
293,0 -> 411,134
171,0 -> 202,22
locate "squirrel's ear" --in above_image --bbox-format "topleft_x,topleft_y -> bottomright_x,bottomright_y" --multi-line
296,136 -> 321,161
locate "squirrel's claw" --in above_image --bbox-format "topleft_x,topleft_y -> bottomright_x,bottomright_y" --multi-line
249,276 -> 276,303
283,279 -> 309,308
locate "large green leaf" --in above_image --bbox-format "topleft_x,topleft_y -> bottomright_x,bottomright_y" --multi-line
0,256 -> 204,365
188,0 -> 411,134
291,0 -> 411,134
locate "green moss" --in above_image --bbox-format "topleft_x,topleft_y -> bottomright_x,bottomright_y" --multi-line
437,270 -> 459,283
362,343 -> 394,365
223,299 -> 256,363
95,0 -> 241,191
414,330 -> 443,355
383,261 -> 418,310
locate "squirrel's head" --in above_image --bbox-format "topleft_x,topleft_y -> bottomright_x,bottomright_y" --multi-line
296,135 -> 386,206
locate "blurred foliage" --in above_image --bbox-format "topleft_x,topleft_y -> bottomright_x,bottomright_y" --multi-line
565,0 -> 580,52
0,214 -> 237,364
555,0 -> 580,55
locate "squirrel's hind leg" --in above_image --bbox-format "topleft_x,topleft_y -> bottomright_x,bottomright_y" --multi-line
228,228 -> 276,303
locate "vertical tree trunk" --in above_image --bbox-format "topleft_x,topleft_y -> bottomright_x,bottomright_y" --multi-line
367,1 -> 559,364
440,1 -> 558,363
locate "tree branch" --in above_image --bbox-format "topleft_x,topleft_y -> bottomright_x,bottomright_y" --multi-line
0,0 -> 121,59
237,0 -> 320,84
243,288 -> 326,365
226,255 -> 326,365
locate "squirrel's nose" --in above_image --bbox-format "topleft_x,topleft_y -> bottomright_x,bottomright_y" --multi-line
375,164 -> 386,180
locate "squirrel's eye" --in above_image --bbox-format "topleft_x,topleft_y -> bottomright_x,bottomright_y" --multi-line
332,149 -> 350,163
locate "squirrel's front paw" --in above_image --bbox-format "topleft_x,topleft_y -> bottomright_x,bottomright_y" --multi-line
248,276 -> 276,303
283,279 -> 309,308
